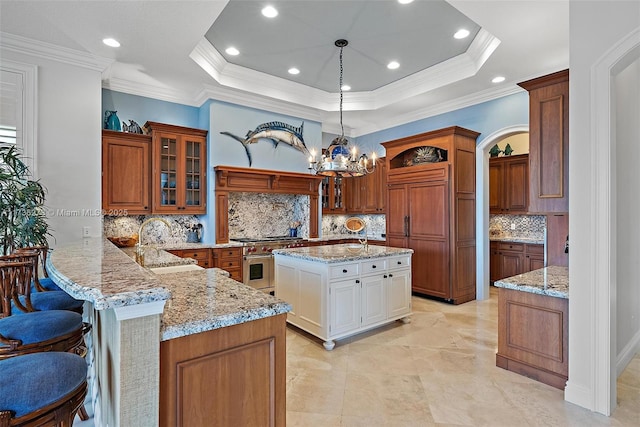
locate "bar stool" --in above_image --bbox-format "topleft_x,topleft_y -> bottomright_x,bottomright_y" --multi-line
1,251 -> 83,314
0,352 -> 87,426
15,246 -> 61,292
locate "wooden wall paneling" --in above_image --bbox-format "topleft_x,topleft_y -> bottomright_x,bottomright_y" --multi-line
547,213 -> 569,267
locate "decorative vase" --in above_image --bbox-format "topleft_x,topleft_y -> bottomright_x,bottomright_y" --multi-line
104,110 -> 121,131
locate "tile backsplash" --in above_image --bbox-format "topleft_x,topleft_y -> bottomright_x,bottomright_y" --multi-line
322,214 -> 386,238
103,215 -> 201,244
489,214 -> 546,240
228,192 -> 309,239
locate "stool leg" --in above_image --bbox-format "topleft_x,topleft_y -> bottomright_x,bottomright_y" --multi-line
78,405 -> 89,421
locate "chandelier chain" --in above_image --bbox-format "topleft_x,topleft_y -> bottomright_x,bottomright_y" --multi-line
339,44 -> 344,139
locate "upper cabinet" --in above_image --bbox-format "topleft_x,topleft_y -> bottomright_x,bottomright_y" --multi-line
102,130 -> 152,215
345,158 -> 386,214
489,154 -> 529,214
321,177 -> 347,214
518,70 -> 569,213
145,122 -> 208,215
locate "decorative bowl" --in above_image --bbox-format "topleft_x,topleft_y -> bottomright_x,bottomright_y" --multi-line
107,235 -> 139,248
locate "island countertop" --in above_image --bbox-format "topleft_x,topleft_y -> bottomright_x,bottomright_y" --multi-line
47,237 -> 291,340
493,266 -> 569,299
273,243 -> 413,263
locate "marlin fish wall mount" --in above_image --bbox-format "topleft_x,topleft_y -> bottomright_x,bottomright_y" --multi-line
220,121 -> 310,166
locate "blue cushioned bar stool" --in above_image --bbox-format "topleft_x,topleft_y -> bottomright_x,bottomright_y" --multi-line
0,261 -> 90,360
15,246 -> 61,292
0,352 -> 87,426
1,251 -> 83,314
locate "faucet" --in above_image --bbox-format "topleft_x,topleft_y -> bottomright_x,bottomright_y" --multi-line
358,228 -> 369,252
135,218 -> 171,266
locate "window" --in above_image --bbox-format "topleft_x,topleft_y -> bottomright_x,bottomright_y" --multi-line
0,62 -> 37,176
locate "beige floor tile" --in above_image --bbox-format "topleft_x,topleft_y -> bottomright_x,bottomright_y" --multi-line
286,411 -> 342,427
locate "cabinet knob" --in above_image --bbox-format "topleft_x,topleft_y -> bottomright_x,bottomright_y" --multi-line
372,265 -> 377,269
384,275 -> 388,278
389,274 -> 393,278
397,261 -> 402,265
355,280 -> 360,284
343,269 -> 348,273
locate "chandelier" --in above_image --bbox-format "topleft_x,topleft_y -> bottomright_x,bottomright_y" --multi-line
309,39 -> 376,177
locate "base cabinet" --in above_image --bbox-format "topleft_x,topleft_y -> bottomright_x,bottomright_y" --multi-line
160,314 -> 287,427
274,253 -> 411,350
496,288 -> 568,389
490,242 -> 544,282
212,247 -> 243,282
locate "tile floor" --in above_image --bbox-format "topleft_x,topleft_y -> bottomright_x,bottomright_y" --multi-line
285,288 -> 640,426
75,287 -> 639,426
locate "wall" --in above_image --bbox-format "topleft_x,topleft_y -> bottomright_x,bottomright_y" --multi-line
568,0 -> 640,414
0,49 -> 103,247
614,59 -> 640,365
490,133 -> 529,155
354,91 -> 529,153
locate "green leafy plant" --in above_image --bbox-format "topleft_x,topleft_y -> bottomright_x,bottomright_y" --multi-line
0,145 -> 51,255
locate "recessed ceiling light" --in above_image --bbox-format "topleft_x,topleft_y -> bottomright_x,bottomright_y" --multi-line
492,76 -> 506,83
387,61 -> 400,70
225,47 -> 239,56
262,5 -> 278,18
398,0 -> 414,4
454,29 -> 470,39
341,84 -> 351,91
102,38 -> 120,48
288,67 -> 300,75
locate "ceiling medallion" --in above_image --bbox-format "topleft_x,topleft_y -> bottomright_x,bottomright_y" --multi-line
309,39 -> 376,178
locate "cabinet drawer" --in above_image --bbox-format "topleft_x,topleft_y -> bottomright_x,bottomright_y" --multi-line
184,249 -> 210,260
388,255 -> 411,270
526,244 -> 544,255
497,242 -> 524,252
226,268 -> 242,282
218,259 -> 241,269
329,263 -> 359,279
217,247 -> 242,258
361,259 -> 387,275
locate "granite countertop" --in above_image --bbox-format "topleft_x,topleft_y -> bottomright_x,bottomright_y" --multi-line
47,237 -> 291,338
490,236 -> 545,245
157,268 -> 290,341
309,234 -> 386,242
493,266 -> 569,299
273,243 -> 413,263
120,246 -> 197,268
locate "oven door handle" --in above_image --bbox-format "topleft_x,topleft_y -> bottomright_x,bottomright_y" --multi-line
244,254 -> 273,261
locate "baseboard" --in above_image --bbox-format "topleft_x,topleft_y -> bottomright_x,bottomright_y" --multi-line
616,328 -> 640,377
564,381 -> 594,411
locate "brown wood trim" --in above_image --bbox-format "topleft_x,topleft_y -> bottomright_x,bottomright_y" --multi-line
381,126 -> 481,151
214,166 -> 322,195
517,69 -> 569,91
144,121 -> 208,137
102,129 -> 152,142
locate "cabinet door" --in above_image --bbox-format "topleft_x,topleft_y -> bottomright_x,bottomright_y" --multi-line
500,252 -> 523,278
504,157 -> 528,212
102,131 -> 151,215
489,161 -> 503,213
360,275 -> 386,327
387,268 -> 411,318
374,159 -> 386,213
386,184 -> 408,239
330,279 -> 359,335
322,177 -> 347,213
345,176 -> 362,213
182,135 -> 206,214
490,243 -> 501,282
156,132 -> 179,211
360,172 -> 377,213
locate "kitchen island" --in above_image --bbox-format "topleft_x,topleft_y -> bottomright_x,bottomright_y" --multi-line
47,237 -> 290,427
493,266 -> 569,389
273,243 -> 413,350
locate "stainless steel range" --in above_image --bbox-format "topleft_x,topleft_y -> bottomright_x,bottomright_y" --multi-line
232,236 -> 305,294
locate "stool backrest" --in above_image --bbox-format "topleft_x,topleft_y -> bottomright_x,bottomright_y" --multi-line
0,260 -> 33,317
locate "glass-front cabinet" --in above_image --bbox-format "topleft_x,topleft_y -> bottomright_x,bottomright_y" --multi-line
145,122 -> 207,214
321,176 -> 346,214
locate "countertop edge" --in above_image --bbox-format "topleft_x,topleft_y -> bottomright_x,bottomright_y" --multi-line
493,266 -> 569,299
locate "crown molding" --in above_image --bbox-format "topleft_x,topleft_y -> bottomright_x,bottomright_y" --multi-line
103,76 -> 201,107
189,28 -> 500,112
352,84 -> 524,137
0,32 -> 113,72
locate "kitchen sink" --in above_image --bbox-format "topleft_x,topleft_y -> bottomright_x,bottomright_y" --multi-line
149,264 -> 204,274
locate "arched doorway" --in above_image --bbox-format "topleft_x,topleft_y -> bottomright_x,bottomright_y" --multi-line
474,125 -> 528,300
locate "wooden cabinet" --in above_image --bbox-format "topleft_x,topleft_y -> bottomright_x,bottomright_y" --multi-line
166,248 -> 211,268
101,130 -> 151,215
274,252 -> 411,350
518,70 -> 569,213
496,288 -> 568,389
145,122 -> 208,214
321,176 -> 347,213
490,242 -> 545,282
212,247 -> 243,282
345,158 -> 386,214
383,126 -> 479,304
160,314 -> 287,426
489,154 -> 529,214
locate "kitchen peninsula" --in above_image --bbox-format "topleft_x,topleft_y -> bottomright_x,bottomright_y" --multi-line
47,237 -> 290,427
494,266 -> 569,389
274,244 -> 413,350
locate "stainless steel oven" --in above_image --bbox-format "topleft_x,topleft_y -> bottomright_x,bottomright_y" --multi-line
233,237 -> 305,295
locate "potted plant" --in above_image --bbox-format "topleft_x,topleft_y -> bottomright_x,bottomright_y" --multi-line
0,145 -> 51,255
